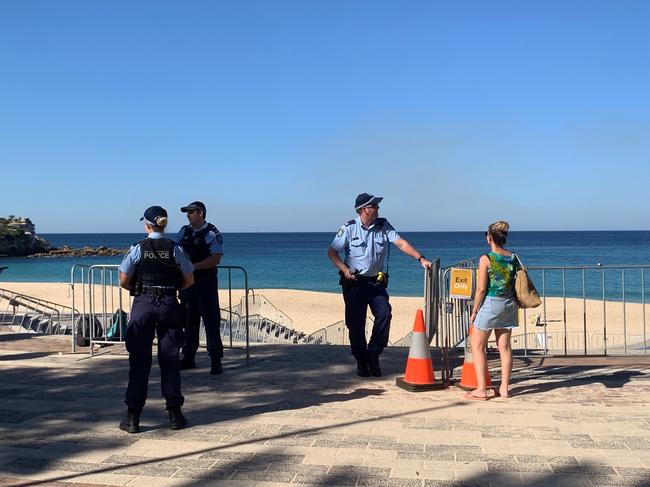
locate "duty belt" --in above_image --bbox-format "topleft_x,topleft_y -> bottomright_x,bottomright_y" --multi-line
141,286 -> 178,297
356,275 -> 378,282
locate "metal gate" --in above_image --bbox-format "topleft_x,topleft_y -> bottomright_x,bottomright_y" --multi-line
435,261 -> 650,357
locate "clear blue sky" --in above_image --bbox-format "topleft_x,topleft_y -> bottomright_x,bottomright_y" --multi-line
1,1 -> 649,233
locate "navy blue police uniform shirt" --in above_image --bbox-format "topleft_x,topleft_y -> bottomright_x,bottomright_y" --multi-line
330,217 -> 400,276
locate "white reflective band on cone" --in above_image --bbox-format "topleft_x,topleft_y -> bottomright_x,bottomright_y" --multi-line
408,332 -> 432,360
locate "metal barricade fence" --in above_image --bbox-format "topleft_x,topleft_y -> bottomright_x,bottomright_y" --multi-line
70,264 -> 92,352
71,264 -> 252,358
87,265 -> 130,355
436,261 -> 650,357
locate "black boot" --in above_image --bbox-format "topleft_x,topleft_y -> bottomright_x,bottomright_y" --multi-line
356,357 -> 371,377
210,356 -> 223,375
368,353 -> 382,377
180,355 -> 196,370
168,407 -> 188,430
119,409 -> 140,434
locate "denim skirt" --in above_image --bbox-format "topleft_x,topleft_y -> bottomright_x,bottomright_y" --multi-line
474,295 -> 519,331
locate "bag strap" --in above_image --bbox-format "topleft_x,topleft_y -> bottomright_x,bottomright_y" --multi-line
512,253 -> 526,271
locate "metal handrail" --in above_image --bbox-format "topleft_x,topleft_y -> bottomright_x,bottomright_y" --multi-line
0,287 -> 76,336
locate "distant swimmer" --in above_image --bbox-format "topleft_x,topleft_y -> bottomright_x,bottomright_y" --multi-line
177,201 -> 225,375
118,206 -> 195,433
328,193 -> 431,377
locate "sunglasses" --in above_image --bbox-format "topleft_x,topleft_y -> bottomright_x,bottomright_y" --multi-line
364,205 -> 379,209
187,209 -> 198,215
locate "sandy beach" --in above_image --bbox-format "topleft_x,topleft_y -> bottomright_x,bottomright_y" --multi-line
2,281 -> 649,347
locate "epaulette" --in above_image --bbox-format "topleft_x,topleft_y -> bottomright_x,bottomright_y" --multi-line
345,219 -> 356,226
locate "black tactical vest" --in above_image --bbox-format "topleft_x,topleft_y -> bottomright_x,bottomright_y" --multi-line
180,223 -> 220,279
134,238 -> 183,289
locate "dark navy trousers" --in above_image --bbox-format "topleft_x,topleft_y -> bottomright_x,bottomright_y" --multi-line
124,294 -> 184,412
342,280 -> 392,360
180,275 -> 223,359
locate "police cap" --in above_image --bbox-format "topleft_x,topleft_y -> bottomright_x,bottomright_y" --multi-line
354,193 -> 383,210
181,201 -> 207,214
140,206 -> 168,224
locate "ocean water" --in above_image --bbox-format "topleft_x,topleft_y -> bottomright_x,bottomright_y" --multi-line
1,231 -> 650,299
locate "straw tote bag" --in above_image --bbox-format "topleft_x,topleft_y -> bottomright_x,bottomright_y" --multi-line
512,254 -> 542,309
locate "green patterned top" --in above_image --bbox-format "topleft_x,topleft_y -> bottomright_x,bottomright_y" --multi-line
486,252 -> 517,297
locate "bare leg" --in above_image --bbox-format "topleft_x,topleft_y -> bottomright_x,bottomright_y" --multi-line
467,328 -> 491,398
495,328 -> 512,398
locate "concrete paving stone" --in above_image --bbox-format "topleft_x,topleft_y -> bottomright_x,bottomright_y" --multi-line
213,459 -> 260,470
292,473 -> 357,485
102,455 -> 153,465
514,454 -> 578,465
368,441 -> 422,451
122,474 -> 189,487
413,469 -> 455,481
423,461 -> 484,472
588,475 -> 650,486
231,469 -> 296,482
249,453 -> 305,464
172,467 -> 234,479
326,465 -> 391,477
423,480 -> 486,487
551,464 -> 618,475
312,439 -> 370,448
520,473 -> 593,487
480,431 -> 530,439
570,438 -> 630,449
486,462 -> 552,473
57,462 -> 108,474
426,445 -> 481,454
575,454 -> 646,468
155,458 -> 217,468
357,476 -> 424,486
0,479 -> 69,487
198,451 -> 254,460
327,457 -> 367,466
616,467 -> 650,477
397,452 -> 456,461
264,437 -> 315,446
455,453 -> 515,463
623,438 -> 650,450
4,458 -> 64,472
271,465 -> 329,475
109,465 -> 179,477
13,471 -> 134,486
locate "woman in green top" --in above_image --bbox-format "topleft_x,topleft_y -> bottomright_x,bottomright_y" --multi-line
467,221 -> 519,400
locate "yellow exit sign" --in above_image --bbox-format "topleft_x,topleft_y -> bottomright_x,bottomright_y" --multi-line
449,268 -> 473,299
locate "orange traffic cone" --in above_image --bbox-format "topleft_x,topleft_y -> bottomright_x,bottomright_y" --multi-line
457,325 -> 492,390
396,310 -> 446,392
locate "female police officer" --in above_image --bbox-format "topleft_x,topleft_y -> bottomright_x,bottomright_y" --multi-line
118,206 -> 195,433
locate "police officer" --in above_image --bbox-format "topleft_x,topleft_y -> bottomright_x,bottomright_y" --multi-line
177,201 -> 224,375
328,193 -> 432,377
118,206 -> 195,433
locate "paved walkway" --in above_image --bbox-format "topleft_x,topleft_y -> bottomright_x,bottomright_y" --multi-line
1,332 -> 650,486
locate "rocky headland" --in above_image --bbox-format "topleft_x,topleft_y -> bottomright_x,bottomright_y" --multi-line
27,245 -> 126,258
0,217 -> 126,258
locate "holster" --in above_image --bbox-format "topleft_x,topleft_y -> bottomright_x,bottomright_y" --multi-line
338,271 -> 357,292
130,281 -> 143,297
